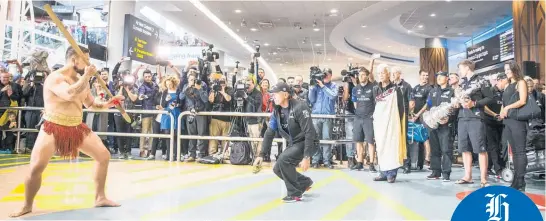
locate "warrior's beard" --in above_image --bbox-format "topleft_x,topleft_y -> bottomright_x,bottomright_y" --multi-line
73,66 -> 85,75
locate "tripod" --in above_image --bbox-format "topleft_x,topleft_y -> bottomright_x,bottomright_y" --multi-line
332,87 -> 347,165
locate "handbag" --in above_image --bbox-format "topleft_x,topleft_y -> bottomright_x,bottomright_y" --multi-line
508,90 -> 541,121
407,122 -> 429,143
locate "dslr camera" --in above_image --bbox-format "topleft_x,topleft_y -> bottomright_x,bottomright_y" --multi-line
25,70 -> 46,84
309,66 -> 325,86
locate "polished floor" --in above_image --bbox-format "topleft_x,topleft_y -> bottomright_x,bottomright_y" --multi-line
0,154 -> 544,220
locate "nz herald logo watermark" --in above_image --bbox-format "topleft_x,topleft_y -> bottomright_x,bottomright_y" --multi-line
452,186 -> 543,221
485,193 -> 509,221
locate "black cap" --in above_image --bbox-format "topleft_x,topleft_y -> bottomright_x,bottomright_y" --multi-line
436,71 -> 449,77
269,82 -> 290,93
496,73 -> 507,80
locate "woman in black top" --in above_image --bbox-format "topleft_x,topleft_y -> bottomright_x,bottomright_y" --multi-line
499,61 -> 528,191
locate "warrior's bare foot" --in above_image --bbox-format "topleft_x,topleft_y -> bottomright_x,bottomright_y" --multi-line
95,198 -> 121,207
9,206 -> 32,218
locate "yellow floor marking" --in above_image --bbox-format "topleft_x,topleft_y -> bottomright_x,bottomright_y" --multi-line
140,176 -> 279,220
134,169 -> 252,199
320,191 -> 369,220
0,157 -> 70,168
229,174 -> 340,220
133,165 -> 221,183
334,170 -> 426,220
0,156 -> 30,161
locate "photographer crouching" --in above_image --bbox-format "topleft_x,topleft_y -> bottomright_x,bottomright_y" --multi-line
254,82 -> 317,202
241,78 -> 262,157
208,75 -> 233,156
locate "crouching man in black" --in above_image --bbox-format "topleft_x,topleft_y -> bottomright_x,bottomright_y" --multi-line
253,82 -> 318,203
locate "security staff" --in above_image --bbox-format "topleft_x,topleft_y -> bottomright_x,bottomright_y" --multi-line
425,72 -> 455,181
350,67 -> 377,172
254,82 -> 317,203
483,73 -> 508,177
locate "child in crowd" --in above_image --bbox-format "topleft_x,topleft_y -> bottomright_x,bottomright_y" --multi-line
0,112 -> 17,153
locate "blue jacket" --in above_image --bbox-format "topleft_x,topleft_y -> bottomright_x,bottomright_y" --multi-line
308,82 -> 337,115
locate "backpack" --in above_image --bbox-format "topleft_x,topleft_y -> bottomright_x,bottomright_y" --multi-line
229,141 -> 252,165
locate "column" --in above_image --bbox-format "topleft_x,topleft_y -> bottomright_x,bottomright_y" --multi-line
419,37 -> 448,84
106,0 -> 136,72
513,0 -> 545,82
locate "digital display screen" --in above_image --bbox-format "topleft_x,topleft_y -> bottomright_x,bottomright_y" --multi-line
466,28 -> 514,71
122,14 -> 160,64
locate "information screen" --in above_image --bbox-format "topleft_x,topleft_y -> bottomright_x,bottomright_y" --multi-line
499,29 -> 514,62
122,14 -> 160,64
466,28 -> 514,71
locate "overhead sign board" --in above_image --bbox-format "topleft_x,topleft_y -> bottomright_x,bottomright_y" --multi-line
466,28 -> 514,71
122,14 -> 159,65
164,47 -> 207,65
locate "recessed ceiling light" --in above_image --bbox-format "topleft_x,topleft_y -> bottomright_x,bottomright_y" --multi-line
273,52 -> 277,55
234,9 -> 242,13
407,30 -> 412,33
388,45 -> 392,48
458,33 -> 463,35
264,43 -> 270,46
250,28 -> 258,32
280,64 -> 283,66
446,0 -> 451,2
285,61 -> 289,64
361,25 -> 367,28
313,28 -> 320,32
330,9 -> 338,13
418,25 -> 424,28
348,57 -> 353,60
315,43 -> 322,46
365,38 -> 370,40
438,35 -> 444,37
430,13 -> 436,17
327,58 -> 332,61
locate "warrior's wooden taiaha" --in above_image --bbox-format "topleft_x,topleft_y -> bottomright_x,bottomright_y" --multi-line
43,4 -> 132,123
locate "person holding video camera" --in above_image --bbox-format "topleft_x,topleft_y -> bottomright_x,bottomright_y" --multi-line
208,75 -> 233,156
21,69 -> 46,151
308,68 -> 337,169
242,78 -> 263,156
138,70 -> 159,157
113,73 -> 138,159
179,74 -> 208,161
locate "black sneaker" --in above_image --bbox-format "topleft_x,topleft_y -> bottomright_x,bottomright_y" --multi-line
426,173 -> 441,180
282,195 -> 302,203
369,164 -> 377,173
442,175 -> 451,182
351,163 -> 363,170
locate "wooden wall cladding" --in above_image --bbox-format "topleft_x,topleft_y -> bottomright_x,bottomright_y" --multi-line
419,48 -> 448,84
513,0 -> 545,82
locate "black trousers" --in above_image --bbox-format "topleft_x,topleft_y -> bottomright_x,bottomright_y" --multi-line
24,111 -> 41,149
503,119 -> 528,187
486,122 -> 504,173
187,115 -> 207,158
114,115 -> 132,154
272,142 -> 313,197
428,125 -> 453,176
150,120 -> 166,157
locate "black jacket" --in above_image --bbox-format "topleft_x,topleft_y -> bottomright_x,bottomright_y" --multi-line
22,83 -> 44,107
457,74 -> 494,120
261,99 -> 317,158
244,88 -> 262,124
484,86 -> 504,125
394,79 -> 412,116
427,86 -> 456,126
0,82 -> 22,114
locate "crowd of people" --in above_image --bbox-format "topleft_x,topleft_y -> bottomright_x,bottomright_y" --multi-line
0,48 -> 544,193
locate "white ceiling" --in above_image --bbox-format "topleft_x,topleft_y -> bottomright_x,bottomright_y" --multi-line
140,1 -> 512,81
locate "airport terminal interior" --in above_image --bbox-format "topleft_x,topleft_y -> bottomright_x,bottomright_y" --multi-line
0,0 -> 545,220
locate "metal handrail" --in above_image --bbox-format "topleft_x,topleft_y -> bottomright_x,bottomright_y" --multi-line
176,111 -> 355,162
0,107 -> 175,158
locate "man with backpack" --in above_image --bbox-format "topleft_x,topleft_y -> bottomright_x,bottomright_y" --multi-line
253,82 -> 318,203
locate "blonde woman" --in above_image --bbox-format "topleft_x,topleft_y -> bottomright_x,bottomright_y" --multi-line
149,75 -> 181,160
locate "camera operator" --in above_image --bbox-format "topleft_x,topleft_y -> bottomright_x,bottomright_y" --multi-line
254,82 -> 317,202
138,70 -> 159,157
291,75 -> 308,103
308,68 -> 337,169
242,78 -> 263,156
180,74 -> 208,161
208,75 -> 233,155
341,68 -> 361,169
113,73 -> 138,159
21,69 -> 46,150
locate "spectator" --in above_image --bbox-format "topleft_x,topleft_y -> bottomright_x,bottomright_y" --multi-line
180,74 -> 208,161
208,75 -> 233,156
244,78 -> 263,157
138,70 -> 159,157
114,73 -> 138,159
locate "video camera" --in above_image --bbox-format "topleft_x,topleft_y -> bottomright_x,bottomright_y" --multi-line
234,81 -> 248,108
25,70 -> 46,84
341,65 -> 359,83
309,66 -> 325,86
202,44 -> 220,62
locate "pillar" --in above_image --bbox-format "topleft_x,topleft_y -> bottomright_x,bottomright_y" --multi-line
419,37 -> 448,84
106,0 -> 136,72
513,0 -> 545,82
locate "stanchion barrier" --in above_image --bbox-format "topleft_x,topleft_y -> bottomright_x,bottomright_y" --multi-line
176,111 -> 355,162
0,107 -> 175,160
